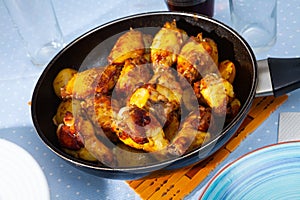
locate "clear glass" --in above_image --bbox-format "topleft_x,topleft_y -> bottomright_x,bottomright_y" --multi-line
3,0 -> 64,66
229,0 -> 277,54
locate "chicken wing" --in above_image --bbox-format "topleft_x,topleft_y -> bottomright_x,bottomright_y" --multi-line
112,84 -> 181,152
167,105 -> 211,156
107,29 -> 145,65
61,67 -> 102,99
177,33 -> 218,84
75,113 -> 117,167
196,73 -> 235,115
56,109 -> 116,166
61,65 -> 122,99
150,20 -> 188,71
149,67 -> 183,104
114,58 -> 152,103
82,94 -> 119,143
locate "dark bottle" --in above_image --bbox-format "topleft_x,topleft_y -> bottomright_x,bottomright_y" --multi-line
165,0 -> 215,17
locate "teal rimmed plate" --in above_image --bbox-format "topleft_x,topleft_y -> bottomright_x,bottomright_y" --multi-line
200,142 -> 300,200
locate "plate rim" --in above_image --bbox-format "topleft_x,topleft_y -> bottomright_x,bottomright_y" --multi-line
0,138 -> 50,200
200,140 -> 300,199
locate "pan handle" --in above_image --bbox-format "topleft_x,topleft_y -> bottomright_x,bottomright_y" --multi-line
256,57 -> 300,97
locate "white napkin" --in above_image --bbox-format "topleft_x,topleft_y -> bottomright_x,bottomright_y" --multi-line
278,112 -> 300,142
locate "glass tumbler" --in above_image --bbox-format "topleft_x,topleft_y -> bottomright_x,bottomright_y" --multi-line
229,0 -> 277,53
3,0 -> 64,66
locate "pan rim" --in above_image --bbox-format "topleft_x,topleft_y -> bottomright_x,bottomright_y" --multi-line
31,11 -> 258,174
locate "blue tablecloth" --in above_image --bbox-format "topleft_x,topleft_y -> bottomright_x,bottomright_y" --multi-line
0,0 -> 299,199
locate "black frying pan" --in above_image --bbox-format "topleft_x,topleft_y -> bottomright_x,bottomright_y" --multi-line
31,11 -> 300,180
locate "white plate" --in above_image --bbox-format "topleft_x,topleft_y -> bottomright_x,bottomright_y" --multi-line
0,139 -> 50,200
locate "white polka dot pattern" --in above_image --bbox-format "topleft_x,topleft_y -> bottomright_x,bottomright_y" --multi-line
0,0 -> 299,199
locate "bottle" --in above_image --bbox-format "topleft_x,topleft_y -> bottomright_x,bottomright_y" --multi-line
165,0 -> 215,17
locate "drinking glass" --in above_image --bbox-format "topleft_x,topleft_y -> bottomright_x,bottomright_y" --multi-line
3,0 -> 64,66
229,0 -> 277,53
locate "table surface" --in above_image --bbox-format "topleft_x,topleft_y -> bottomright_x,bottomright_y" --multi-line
0,0 -> 299,199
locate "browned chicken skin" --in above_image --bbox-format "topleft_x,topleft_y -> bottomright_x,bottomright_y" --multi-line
61,65 -> 122,99
114,58 -> 152,102
177,33 -> 218,84
56,110 -> 116,165
150,20 -> 188,70
112,84 -> 180,152
167,105 -> 212,156
107,28 -> 145,65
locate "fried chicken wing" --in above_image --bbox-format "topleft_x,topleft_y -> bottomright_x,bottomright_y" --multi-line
177,33 -> 218,84
149,67 -> 183,103
107,29 -> 145,65
167,106 -> 211,156
95,64 -> 123,95
82,94 -> 119,143
61,67 -> 101,99
150,20 -> 188,70
56,112 -> 84,150
76,113 -> 117,167
113,106 -> 169,152
112,84 -> 181,152
197,73 -> 235,115
61,65 -> 122,99
56,110 -> 116,166
114,59 -> 152,102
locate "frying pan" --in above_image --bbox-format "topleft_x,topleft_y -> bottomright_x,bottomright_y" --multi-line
31,11 -> 300,180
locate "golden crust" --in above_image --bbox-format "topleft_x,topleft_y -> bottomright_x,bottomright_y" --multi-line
150,20 -> 188,69
107,29 -> 145,64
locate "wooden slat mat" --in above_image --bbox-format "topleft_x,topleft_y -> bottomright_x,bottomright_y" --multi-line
127,95 -> 288,200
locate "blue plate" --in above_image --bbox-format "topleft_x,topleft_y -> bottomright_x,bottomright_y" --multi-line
200,142 -> 300,200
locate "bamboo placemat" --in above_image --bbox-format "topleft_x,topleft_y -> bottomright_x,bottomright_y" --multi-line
127,95 -> 288,200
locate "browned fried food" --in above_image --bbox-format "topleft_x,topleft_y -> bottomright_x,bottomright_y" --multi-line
61,67 -> 102,99
82,94 -> 119,143
56,110 -> 115,165
112,84 -> 181,152
114,59 -> 152,101
167,105 -> 211,156
53,20 -> 242,165
218,60 -> 236,83
76,113 -> 117,167
112,106 -> 169,152
107,29 -> 145,65
56,112 -> 84,150
177,33 -> 218,84
61,65 -> 122,99
150,20 -> 188,70
149,67 -> 183,103
196,73 -> 235,115
95,64 -> 123,95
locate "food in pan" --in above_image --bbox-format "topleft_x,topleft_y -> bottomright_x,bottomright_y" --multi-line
52,20 -> 240,167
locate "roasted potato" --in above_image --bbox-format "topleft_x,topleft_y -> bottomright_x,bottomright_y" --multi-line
218,60 -> 236,83
53,68 -> 77,98
53,98 -> 82,125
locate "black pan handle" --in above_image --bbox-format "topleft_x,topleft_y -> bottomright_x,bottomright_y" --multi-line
256,57 -> 300,97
